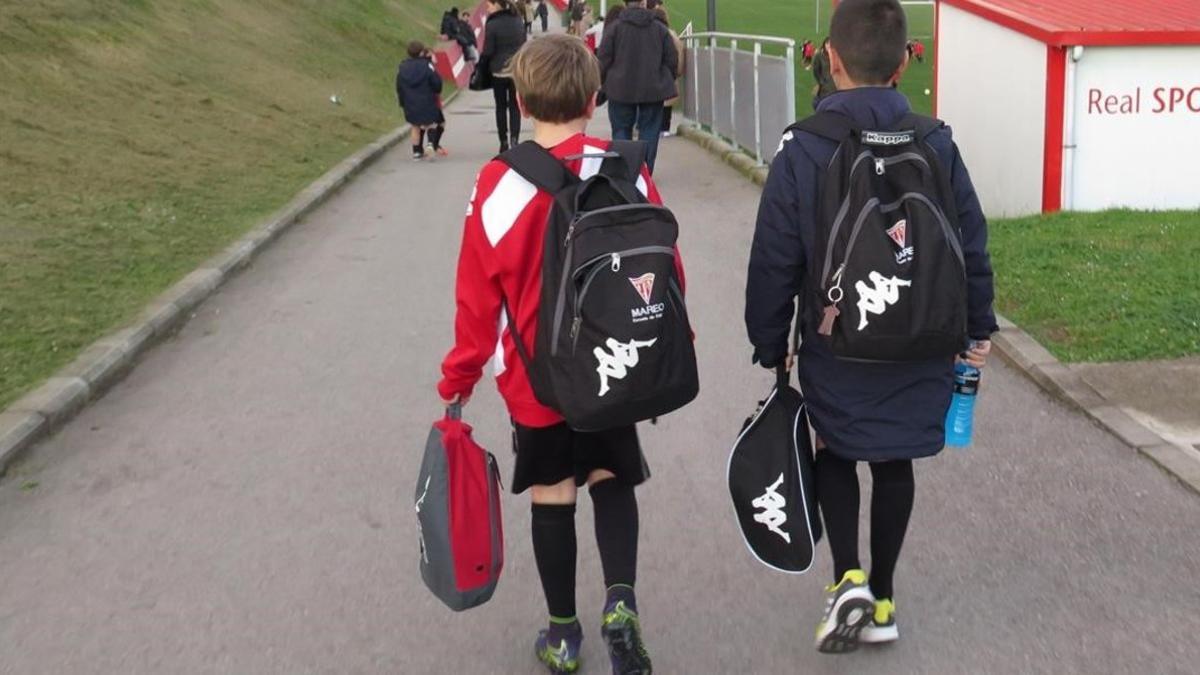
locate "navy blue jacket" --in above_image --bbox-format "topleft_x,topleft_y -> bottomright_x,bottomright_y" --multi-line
745,87 -> 998,461
396,57 -> 443,127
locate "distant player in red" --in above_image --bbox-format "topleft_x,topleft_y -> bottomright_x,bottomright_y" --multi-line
802,39 -> 816,69
910,39 -> 925,63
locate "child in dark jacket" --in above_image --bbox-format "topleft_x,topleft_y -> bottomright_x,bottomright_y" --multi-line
745,0 -> 997,655
395,41 -> 447,160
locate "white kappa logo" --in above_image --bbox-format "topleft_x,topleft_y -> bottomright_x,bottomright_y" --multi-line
415,474 -> 432,564
594,337 -> 657,396
752,473 -> 791,543
855,271 -> 912,331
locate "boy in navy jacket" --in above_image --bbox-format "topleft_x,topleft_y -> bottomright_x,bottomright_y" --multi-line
745,0 -> 997,654
395,41 -> 447,160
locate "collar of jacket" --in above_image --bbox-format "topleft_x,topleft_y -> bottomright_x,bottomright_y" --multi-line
816,86 -> 913,129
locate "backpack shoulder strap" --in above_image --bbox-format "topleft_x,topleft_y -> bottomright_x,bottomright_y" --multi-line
894,113 -> 945,140
787,111 -> 858,143
600,140 -> 646,183
498,141 -> 579,194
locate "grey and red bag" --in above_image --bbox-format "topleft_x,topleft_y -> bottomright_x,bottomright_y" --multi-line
414,404 -> 504,611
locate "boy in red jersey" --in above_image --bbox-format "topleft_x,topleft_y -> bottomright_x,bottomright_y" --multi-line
439,35 -> 672,675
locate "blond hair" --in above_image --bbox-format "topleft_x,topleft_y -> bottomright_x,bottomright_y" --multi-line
507,34 -> 600,123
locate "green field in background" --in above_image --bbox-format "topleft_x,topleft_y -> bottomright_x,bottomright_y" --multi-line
0,0 -> 448,408
664,0 -> 936,117
990,210 -> 1200,362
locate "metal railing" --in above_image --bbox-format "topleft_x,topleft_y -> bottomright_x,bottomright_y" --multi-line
681,31 -> 797,164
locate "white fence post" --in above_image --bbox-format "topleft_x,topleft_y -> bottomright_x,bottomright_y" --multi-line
753,41 -> 762,163
681,31 -> 795,165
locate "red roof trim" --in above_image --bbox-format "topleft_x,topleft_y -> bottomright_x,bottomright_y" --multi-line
941,0 -> 1200,47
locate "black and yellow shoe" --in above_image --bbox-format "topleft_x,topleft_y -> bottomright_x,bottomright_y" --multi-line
861,598 -> 900,644
815,569 -> 876,654
602,600 -> 652,674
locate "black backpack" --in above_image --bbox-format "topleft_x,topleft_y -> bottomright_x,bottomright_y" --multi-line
788,112 -> 968,362
498,141 -> 698,431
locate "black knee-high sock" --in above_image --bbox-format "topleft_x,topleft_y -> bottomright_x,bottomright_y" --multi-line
428,124 -> 444,149
815,450 -> 861,582
590,479 -> 638,607
531,503 -> 577,620
413,129 -> 425,155
868,460 -> 915,600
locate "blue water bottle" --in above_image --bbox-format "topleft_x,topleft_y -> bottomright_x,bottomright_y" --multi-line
945,360 -> 981,448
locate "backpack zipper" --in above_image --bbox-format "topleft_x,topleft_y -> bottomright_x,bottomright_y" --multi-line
822,152 -> 931,284
566,246 -> 677,352
563,203 -> 673,246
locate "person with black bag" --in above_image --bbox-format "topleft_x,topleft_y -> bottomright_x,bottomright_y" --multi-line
478,0 -> 527,152
745,0 -> 997,656
439,35 -> 691,674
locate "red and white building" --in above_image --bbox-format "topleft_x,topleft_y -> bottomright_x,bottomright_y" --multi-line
934,0 -> 1200,216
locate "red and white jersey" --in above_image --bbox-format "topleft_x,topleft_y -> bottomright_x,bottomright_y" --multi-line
438,133 -> 676,427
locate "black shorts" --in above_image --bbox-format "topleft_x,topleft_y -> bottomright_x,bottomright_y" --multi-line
510,422 -> 650,494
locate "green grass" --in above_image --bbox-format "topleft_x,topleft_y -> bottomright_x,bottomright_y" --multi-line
664,0 -> 937,116
990,210 -> 1200,362
0,0 -> 448,409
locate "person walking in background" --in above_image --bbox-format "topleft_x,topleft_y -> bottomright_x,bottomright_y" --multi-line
439,34 -> 666,675
653,5 -> 685,138
598,0 -> 678,173
536,0 -> 549,32
569,0 -> 586,36
521,0 -> 535,34
395,42 -> 447,160
811,37 -> 836,109
802,38 -> 816,69
456,10 -> 479,62
440,6 -> 460,40
480,0 -> 527,152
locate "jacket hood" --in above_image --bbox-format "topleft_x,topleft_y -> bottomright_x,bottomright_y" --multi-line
398,58 -> 434,86
621,6 -> 655,27
816,86 -> 911,129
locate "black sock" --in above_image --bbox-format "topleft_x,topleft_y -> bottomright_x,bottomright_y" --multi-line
868,460 -> 915,600
590,479 -> 638,610
815,450 -> 862,582
531,503 -> 577,620
429,125 -> 444,149
418,129 -> 426,147
412,144 -> 423,155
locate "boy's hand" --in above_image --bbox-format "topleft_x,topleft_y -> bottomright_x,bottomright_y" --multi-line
441,393 -> 469,408
959,340 -> 992,369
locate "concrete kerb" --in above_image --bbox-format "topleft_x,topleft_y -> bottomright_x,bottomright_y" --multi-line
677,121 -> 1200,496
0,91 -> 461,476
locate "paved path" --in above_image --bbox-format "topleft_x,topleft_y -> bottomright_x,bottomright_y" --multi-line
2,91 -> 1199,674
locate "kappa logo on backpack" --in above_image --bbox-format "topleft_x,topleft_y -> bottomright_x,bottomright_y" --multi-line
789,112 -> 969,362
497,141 -> 699,431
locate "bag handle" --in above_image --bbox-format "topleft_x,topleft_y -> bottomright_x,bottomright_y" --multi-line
777,297 -> 803,390
446,402 -> 464,420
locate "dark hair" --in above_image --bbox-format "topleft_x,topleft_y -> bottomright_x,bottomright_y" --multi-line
605,4 -> 623,23
829,0 -> 907,85
407,40 -> 426,59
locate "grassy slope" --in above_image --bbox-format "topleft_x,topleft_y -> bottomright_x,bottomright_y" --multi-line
0,0 -> 447,408
990,210 -> 1200,362
664,0 -> 936,116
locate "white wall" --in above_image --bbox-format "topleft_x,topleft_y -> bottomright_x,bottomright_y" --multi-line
936,3 -> 1047,217
1068,46 -> 1200,211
